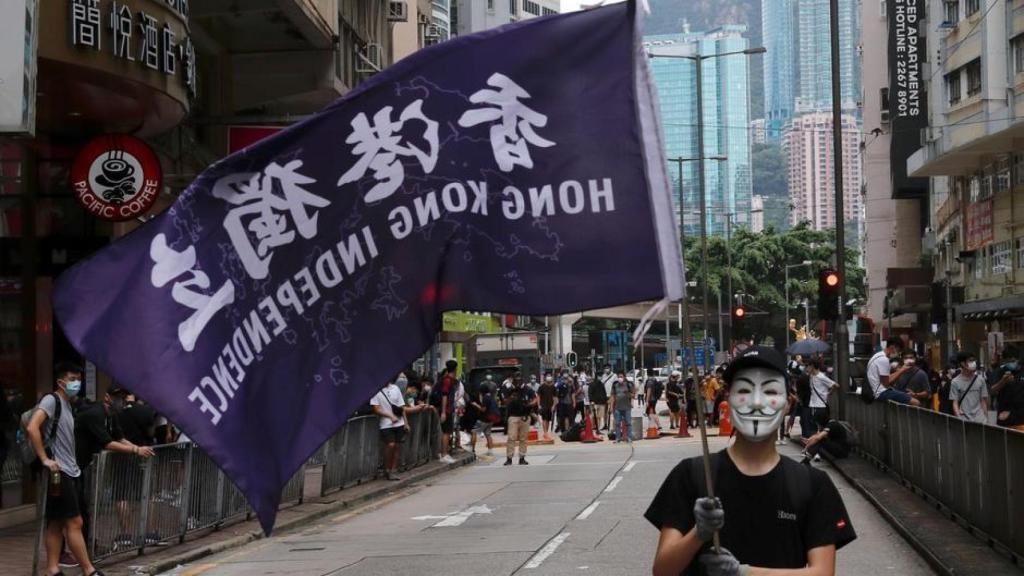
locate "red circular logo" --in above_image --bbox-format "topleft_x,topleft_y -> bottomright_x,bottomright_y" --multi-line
71,135 -> 162,222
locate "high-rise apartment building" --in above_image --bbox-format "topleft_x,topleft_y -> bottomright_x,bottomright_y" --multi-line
451,0 -> 559,35
762,0 -> 860,138
646,26 -> 753,237
783,112 -> 861,231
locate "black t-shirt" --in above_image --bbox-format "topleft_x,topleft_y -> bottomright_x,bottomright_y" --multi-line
646,379 -> 664,403
75,401 -> 123,469
506,385 -> 537,417
117,402 -> 157,446
666,380 -> 683,403
538,383 -> 556,409
645,450 -> 856,574
997,373 -> 1024,426
796,374 -> 812,405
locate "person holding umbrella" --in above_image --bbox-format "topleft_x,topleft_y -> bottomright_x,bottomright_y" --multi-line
646,346 -> 856,576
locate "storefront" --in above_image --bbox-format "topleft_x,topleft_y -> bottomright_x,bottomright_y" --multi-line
1,0 -> 192,512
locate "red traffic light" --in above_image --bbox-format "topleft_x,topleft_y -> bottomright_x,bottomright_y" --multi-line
825,272 -> 840,287
733,306 -> 746,318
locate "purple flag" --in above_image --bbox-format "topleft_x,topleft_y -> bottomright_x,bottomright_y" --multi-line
53,1 -> 682,533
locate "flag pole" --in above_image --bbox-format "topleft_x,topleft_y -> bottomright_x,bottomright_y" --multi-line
682,299 -> 721,554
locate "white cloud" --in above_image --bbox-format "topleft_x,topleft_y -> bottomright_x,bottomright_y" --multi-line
560,0 -> 627,13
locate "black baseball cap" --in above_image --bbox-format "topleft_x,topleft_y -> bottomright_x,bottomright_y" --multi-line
723,346 -> 788,384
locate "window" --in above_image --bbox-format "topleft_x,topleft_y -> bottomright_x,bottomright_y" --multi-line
944,0 -> 959,25
965,0 -> 980,16
1013,35 -> 1024,75
946,70 -> 962,105
542,7 -> 556,15
1017,237 -> 1024,269
992,241 -> 1012,274
487,0 -> 494,9
522,0 -> 540,15
966,59 -> 982,96
509,0 -> 516,14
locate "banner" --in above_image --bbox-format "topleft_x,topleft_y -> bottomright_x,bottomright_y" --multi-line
888,0 -> 928,198
53,1 -> 682,533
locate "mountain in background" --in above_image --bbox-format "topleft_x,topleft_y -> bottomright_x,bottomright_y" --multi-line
645,0 -> 764,119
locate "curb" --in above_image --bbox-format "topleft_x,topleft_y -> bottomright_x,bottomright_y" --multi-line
811,446 -> 955,576
123,453 -> 476,575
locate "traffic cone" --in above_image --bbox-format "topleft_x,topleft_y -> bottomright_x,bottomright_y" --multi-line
675,420 -> 692,438
581,411 -> 602,443
645,418 -> 660,439
718,400 -> 733,437
528,428 -> 539,442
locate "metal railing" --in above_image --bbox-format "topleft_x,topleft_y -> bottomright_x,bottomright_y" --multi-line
23,409 -> 441,563
844,396 -> 1024,560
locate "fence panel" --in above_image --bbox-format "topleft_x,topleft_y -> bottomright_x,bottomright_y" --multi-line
844,394 -> 1024,561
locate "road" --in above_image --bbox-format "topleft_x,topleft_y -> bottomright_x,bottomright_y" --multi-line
161,435 -> 935,576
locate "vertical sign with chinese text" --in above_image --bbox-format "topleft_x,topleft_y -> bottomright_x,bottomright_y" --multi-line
888,0 -> 928,198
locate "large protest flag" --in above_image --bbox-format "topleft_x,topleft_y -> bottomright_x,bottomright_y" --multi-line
53,0 -> 683,533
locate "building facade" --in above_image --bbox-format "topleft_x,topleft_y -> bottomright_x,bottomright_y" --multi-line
907,0 -> 1024,362
451,0 -> 558,36
782,112 -> 862,231
860,0 -> 925,337
762,0 -> 861,138
645,26 -> 754,237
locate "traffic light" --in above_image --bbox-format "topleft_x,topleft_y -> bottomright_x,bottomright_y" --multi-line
818,269 -> 841,321
731,303 -> 746,338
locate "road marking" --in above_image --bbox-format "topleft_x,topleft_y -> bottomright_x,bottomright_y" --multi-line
181,565 -> 216,576
413,504 -> 493,527
604,476 -> 623,492
524,531 -> 570,569
576,501 -> 600,520
623,461 -> 637,472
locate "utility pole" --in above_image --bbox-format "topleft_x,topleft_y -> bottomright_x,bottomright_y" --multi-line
829,0 -> 849,418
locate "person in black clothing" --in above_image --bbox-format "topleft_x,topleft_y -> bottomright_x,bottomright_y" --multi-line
991,346 -> 1024,431
665,371 -> 684,430
794,362 -> 815,440
800,420 -> 853,464
116,392 -> 157,447
647,347 -> 856,576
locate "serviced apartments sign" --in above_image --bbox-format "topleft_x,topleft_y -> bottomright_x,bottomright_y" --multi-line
888,0 -> 928,198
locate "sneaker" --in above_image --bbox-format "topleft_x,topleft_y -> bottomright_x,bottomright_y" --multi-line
386,472 -> 403,481
58,551 -> 78,568
813,454 -> 822,462
504,458 -> 513,466
519,457 -> 528,465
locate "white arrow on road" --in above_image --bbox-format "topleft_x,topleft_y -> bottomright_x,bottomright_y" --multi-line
412,504 -> 493,527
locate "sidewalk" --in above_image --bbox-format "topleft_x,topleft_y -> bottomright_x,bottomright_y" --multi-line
2,452 -> 474,576
822,448 -> 1024,575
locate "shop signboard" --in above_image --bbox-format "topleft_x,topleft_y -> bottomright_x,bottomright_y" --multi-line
71,134 -> 163,221
965,199 -> 993,251
0,0 -> 39,134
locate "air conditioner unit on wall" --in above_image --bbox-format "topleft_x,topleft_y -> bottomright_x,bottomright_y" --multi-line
356,43 -> 383,74
388,1 -> 408,22
880,109 -> 890,124
425,24 -> 441,38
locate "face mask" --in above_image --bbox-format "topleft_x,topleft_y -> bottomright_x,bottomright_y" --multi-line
967,361 -> 977,371
1004,362 -> 1019,371
64,380 -> 82,397
423,385 -> 432,393
727,367 -> 787,442
890,361 -> 900,370
545,376 -> 553,382
904,359 -> 915,366
617,377 -> 625,383
603,369 -> 610,375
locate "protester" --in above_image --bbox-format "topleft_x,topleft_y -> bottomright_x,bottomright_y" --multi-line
116,391 -> 157,447
685,376 -> 698,429
646,347 -> 856,575
951,352 -> 989,423
807,359 -> 838,432
936,363 -> 957,415
893,350 -> 932,405
610,371 -> 635,443
598,365 -> 615,430
469,378 -> 499,458
73,385 -> 155,563
574,373 -> 588,424
700,372 -> 721,428
537,373 -> 556,441
779,364 -> 801,445
991,347 -> 1024,431
555,371 -> 574,434
801,419 -> 854,464
665,371 -> 684,430
430,360 -> 459,464
645,373 -> 664,431
590,368 -> 610,431
867,339 -> 919,406
370,376 -> 410,481
26,363 -> 107,576
504,375 -> 537,466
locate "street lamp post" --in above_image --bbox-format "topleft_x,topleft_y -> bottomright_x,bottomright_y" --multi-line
829,0 -> 849,419
784,260 -> 813,352
650,46 -> 765,374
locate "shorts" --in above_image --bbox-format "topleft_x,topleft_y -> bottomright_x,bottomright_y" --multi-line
704,400 -> 715,414
557,404 -> 573,419
646,402 -> 658,415
380,426 -> 406,444
667,401 -> 680,413
440,417 -> 454,434
540,408 -> 553,421
877,389 -> 913,405
459,414 -> 478,432
45,473 -> 84,521
473,421 -> 494,436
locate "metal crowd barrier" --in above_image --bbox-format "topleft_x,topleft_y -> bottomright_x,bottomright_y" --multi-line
75,409 -> 440,562
844,396 -> 1024,560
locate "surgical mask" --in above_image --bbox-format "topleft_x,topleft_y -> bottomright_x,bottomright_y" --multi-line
903,358 -> 915,366
967,361 -> 977,371
545,376 -> 553,382
395,377 -> 408,387
1004,362 -> 1019,372
890,361 -> 900,370
618,377 -> 625,383
64,380 -> 82,397
727,367 -> 787,442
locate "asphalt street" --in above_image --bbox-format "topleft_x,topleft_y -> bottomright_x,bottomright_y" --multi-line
159,428 -> 935,576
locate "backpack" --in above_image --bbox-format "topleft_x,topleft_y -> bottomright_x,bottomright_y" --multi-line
18,393 -> 62,466
833,420 -> 859,447
428,382 -> 444,408
561,422 -> 584,442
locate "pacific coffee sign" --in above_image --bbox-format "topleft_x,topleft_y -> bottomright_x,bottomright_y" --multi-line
888,0 -> 928,198
71,134 -> 162,221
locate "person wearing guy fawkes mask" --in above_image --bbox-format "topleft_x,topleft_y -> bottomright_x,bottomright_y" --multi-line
646,347 -> 856,576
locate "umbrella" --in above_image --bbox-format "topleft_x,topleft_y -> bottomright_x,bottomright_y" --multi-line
786,338 -> 831,355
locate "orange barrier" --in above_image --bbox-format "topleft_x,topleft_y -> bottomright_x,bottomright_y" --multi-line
718,400 -> 733,437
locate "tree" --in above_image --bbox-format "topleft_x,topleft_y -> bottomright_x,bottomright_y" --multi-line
752,143 -> 789,231
682,223 -> 866,347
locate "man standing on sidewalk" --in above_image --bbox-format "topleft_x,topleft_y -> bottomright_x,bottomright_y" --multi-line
26,363 -> 106,576
590,368 -> 609,431
951,352 -> 989,423
610,371 -> 635,443
370,377 -> 410,480
504,375 -> 537,466
537,374 -> 556,441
